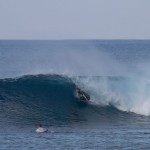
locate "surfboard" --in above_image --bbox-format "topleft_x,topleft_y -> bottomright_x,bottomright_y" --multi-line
36,127 -> 48,133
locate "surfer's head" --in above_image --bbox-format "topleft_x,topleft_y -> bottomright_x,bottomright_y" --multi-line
38,124 -> 42,127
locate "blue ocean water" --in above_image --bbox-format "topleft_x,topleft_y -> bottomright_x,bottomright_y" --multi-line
1,40 -> 150,149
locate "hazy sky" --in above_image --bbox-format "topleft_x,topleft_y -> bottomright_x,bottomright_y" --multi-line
0,0 -> 150,39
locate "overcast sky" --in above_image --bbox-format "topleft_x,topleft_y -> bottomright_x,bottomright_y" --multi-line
0,0 -> 150,39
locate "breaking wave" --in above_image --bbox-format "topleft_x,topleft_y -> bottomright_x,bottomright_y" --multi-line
0,74 -> 150,126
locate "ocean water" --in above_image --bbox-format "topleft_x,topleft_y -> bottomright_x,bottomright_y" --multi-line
1,40 -> 150,149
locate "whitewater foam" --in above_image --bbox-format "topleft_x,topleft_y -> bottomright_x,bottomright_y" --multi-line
74,76 -> 150,116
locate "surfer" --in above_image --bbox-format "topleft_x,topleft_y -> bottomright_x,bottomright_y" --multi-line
75,87 -> 90,102
36,124 -> 48,133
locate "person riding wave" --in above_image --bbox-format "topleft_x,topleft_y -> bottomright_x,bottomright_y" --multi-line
76,87 -> 90,101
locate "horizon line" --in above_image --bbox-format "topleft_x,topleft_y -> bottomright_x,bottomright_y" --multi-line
0,39 -> 150,41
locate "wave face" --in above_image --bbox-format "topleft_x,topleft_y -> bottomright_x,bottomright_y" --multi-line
0,74 -> 150,126
0,75 -> 79,125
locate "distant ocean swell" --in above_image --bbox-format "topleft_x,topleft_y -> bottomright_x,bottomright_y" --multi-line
0,74 -> 150,125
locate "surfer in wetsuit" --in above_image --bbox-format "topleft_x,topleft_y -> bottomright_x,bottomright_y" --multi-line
76,87 -> 90,101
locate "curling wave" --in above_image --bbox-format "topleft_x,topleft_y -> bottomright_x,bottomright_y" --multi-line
0,74 -> 150,126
